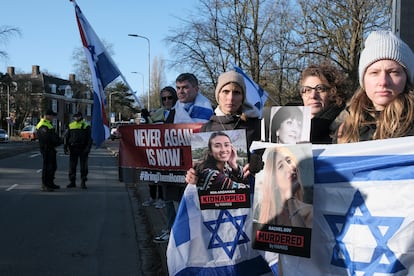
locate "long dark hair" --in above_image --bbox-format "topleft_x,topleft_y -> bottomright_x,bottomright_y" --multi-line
196,131 -> 231,171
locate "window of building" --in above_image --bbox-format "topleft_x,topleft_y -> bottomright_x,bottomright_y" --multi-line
87,104 -> 92,116
50,84 -> 57,94
52,99 -> 57,113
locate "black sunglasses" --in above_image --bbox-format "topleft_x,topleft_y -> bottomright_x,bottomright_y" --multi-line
162,96 -> 174,101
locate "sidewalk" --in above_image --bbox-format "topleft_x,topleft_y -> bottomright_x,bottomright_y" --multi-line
133,183 -> 169,275
106,141 -> 169,275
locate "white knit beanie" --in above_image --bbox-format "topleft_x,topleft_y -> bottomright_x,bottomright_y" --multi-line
215,71 -> 246,103
359,30 -> 414,88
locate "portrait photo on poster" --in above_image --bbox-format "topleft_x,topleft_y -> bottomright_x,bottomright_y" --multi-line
190,129 -> 251,209
252,143 -> 314,258
261,106 -> 311,144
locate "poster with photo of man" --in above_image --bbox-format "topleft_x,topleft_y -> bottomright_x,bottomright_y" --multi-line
190,129 -> 250,210
261,106 -> 311,144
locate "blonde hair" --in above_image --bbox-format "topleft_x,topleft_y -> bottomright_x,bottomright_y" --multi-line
337,86 -> 414,143
257,147 -> 304,225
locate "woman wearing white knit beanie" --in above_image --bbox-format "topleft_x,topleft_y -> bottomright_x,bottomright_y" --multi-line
336,30 -> 414,143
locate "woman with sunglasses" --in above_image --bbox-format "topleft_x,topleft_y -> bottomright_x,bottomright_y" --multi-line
300,61 -> 350,144
143,87 -> 178,208
145,86 -> 179,243
148,86 -> 178,124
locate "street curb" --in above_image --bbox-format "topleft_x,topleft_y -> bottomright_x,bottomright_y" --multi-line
133,182 -> 169,275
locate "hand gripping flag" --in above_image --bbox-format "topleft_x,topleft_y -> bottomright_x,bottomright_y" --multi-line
71,0 -> 121,147
278,136 -> 414,275
233,65 -> 269,119
167,184 -> 278,275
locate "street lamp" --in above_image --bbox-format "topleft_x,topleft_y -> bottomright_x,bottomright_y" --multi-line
131,71 -> 145,100
128,34 -> 151,110
6,84 -> 10,138
109,91 -> 124,123
0,81 -> 12,138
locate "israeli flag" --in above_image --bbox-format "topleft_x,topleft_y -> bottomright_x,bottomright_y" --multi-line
167,184 -> 278,275
280,136 -> 414,275
233,65 -> 268,119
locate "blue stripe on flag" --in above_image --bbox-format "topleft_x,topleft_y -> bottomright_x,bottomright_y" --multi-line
190,105 -> 214,121
96,52 -> 120,88
172,196 -> 191,246
315,154 -> 414,183
91,91 -> 105,147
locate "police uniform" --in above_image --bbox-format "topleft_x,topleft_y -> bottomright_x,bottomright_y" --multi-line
36,110 -> 62,191
64,112 -> 92,189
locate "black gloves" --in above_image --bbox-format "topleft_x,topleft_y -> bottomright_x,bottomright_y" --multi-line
249,149 -> 265,174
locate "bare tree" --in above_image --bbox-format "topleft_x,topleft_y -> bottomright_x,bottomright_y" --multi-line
165,0 -> 391,105
295,0 -> 392,90
0,26 -> 21,59
165,0 -> 286,100
150,56 -> 166,109
71,46 -> 92,88
72,42 -> 141,117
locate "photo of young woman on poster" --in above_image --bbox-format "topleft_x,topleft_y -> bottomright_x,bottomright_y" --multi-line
194,131 -> 249,191
253,145 -> 313,228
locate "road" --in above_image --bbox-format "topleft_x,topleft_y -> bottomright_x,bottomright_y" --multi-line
0,141 -> 162,276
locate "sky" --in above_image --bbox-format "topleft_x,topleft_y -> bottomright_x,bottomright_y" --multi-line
1,0 -> 195,102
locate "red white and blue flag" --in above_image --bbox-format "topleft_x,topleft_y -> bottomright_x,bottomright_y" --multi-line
71,0 -> 121,147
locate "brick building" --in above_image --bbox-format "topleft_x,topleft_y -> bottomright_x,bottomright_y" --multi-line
0,65 -> 93,136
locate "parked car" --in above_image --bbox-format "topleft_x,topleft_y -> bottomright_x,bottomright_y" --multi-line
0,129 -> 9,142
20,125 -> 37,141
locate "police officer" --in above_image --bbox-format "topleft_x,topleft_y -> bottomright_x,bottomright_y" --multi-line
64,112 -> 92,189
36,109 -> 62,192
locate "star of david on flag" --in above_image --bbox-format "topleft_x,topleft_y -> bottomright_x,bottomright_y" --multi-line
325,190 -> 405,275
167,184 -> 278,275
277,136 -> 414,275
203,210 -> 249,259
